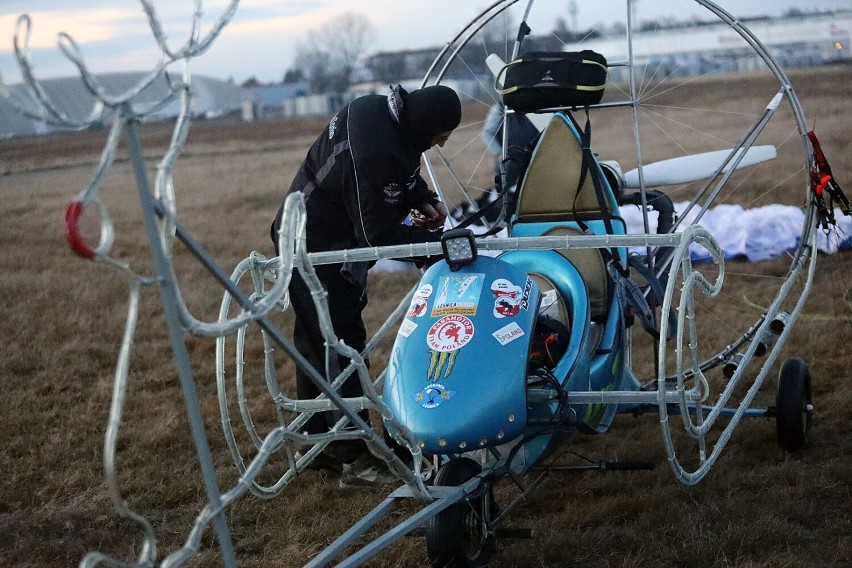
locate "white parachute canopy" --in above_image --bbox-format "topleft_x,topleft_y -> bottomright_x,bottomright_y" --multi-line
619,202 -> 851,261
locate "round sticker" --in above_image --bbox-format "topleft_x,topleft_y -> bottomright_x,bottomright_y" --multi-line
407,284 -> 433,318
494,295 -> 520,318
426,315 -> 475,352
492,278 -> 522,298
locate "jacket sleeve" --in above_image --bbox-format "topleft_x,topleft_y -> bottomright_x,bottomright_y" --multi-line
346,152 -> 441,247
407,175 -> 441,210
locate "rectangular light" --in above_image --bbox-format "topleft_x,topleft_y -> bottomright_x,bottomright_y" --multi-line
441,228 -> 477,271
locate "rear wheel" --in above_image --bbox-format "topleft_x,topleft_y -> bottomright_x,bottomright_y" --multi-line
426,457 -> 495,568
776,357 -> 813,451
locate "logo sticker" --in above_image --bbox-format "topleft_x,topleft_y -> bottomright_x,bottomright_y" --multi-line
414,383 -> 456,409
398,319 -> 418,338
491,278 -> 522,318
493,322 -> 525,346
494,295 -> 520,318
406,284 -> 432,318
520,277 -> 533,310
431,274 -> 484,316
428,349 -> 458,381
427,315 -> 475,352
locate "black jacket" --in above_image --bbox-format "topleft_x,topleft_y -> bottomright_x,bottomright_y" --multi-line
271,93 -> 443,255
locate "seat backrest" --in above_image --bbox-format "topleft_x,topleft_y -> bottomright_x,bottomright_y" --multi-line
542,225 -> 609,320
512,113 -> 616,321
515,114 -> 612,223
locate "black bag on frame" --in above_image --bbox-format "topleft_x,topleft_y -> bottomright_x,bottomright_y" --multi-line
496,50 -> 608,113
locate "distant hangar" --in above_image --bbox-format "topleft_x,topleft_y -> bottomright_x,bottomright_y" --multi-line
0,72 -> 245,138
580,11 -> 850,80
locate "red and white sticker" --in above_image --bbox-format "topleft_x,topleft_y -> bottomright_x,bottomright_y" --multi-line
426,315 -> 475,352
406,284 -> 433,318
398,318 -> 418,338
491,278 -> 521,297
491,278 -> 523,318
494,295 -> 520,318
492,322 -> 525,346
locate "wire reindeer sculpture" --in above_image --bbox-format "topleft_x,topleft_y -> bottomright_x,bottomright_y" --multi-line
5,1 -> 847,567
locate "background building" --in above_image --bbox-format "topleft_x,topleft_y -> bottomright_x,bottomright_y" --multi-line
580,11 -> 850,81
1,10 -> 848,138
0,72 -> 245,138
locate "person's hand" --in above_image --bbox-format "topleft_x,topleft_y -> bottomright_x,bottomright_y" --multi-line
415,201 -> 448,232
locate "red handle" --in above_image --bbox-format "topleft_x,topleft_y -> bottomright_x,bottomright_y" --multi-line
63,201 -> 95,259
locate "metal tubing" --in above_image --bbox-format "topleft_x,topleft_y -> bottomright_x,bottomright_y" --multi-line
308,482 -> 479,568
337,484 -> 475,567
301,231 -> 686,267
124,111 -> 238,567
146,194 -> 425,496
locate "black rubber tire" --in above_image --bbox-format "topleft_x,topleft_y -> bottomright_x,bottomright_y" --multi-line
425,458 -> 495,567
776,358 -> 813,451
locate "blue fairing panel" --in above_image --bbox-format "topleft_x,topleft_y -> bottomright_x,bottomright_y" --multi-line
498,249 -> 590,388
384,255 -> 539,454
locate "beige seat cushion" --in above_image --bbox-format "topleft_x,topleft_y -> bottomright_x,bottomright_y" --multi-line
541,226 -> 609,320
516,115 -> 610,223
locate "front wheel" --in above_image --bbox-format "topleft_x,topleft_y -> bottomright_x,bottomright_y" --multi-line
425,457 -> 495,567
776,358 -> 813,451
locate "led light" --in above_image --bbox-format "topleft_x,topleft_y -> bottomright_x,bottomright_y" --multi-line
479,438 -> 488,447
459,441 -> 467,449
507,413 -> 516,422
438,438 -> 447,447
497,431 -> 505,440
440,228 -> 477,271
446,238 -> 472,260
418,441 -> 426,449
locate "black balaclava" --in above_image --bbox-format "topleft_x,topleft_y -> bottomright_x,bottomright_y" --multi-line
400,85 -> 462,152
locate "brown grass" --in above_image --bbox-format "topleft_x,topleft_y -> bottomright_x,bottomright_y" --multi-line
1,65 -> 851,568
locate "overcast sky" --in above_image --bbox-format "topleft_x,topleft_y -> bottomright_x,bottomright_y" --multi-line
1,0 -> 848,85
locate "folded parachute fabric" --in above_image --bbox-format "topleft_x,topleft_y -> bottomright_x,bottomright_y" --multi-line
620,202 -> 851,262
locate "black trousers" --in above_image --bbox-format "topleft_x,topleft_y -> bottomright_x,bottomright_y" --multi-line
288,264 -> 370,463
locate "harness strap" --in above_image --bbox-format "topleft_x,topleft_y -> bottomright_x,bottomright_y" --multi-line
453,181 -> 513,236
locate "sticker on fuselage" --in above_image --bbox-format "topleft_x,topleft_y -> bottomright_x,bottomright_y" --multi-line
426,315 -> 475,352
491,277 -> 532,318
425,315 -> 474,381
398,318 -> 418,337
430,274 -> 484,317
492,321 -> 525,346
406,284 -> 433,318
428,350 -> 458,381
413,383 -> 456,409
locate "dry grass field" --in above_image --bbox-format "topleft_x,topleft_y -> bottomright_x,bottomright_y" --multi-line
1,65 -> 851,568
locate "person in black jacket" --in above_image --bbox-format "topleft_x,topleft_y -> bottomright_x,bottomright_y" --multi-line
271,84 -> 461,487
